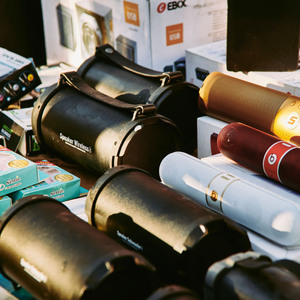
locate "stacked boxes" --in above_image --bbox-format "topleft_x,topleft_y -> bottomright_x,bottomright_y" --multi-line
10,160 -> 81,202
0,146 -> 39,196
41,0 -> 228,71
0,146 -> 40,215
186,39 -> 300,95
0,107 -> 41,156
0,147 -> 82,215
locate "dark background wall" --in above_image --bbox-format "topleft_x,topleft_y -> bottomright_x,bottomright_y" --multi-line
0,0 -> 46,66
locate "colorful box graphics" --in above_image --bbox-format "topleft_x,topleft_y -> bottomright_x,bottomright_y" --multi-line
0,146 -> 39,196
10,160 -> 81,202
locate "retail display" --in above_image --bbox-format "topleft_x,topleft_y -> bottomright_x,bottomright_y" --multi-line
1,2 -> 300,299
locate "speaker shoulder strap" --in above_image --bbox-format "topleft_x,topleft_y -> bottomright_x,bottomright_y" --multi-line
60,71 -> 157,119
96,44 -> 184,86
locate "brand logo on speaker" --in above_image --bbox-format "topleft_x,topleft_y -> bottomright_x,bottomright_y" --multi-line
285,112 -> 299,130
157,0 -> 187,13
268,153 -> 277,165
210,190 -> 218,202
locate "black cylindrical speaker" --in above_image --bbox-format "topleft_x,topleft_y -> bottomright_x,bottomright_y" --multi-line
85,165 -> 251,294
77,44 -> 201,152
204,251 -> 300,300
0,195 -> 158,300
31,71 -> 182,179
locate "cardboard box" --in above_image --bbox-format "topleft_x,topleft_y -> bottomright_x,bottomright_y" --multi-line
186,39 -> 254,87
0,146 -> 39,196
0,195 -> 12,216
186,39 -> 300,95
63,196 -> 88,221
0,107 -> 41,156
41,0 -> 228,71
0,48 -> 41,110
197,115 -> 227,158
10,160 -> 81,202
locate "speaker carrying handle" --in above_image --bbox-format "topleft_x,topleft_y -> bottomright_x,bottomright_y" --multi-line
60,71 -> 157,120
95,44 -> 184,86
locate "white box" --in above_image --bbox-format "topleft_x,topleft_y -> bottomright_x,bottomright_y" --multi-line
41,0 -> 228,71
0,108 -> 41,156
185,39 -> 249,87
186,39 -> 300,96
197,115 -> 227,158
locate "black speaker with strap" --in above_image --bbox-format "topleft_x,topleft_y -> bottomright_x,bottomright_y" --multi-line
77,44 -> 201,152
31,71 -> 182,179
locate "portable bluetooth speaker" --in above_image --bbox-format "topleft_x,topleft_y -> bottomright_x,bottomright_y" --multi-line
159,152 -> 300,247
31,71 -> 182,179
85,165 -> 251,294
77,44 -> 201,151
198,71 -> 300,146
217,122 -> 300,193
0,195 -> 158,299
204,251 -> 300,300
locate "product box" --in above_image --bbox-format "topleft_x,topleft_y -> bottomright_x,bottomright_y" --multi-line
0,146 -> 39,196
10,160 -> 81,202
185,39 -> 249,87
64,196 -> 88,221
197,115 -> 227,158
41,0 -> 228,71
0,195 -> 12,216
0,48 -> 41,110
186,39 -> 300,95
0,107 -> 41,156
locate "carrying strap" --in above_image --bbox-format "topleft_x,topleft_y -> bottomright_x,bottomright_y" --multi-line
59,71 -> 157,120
95,44 -> 184,86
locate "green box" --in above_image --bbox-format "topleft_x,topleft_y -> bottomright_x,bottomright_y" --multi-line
10,160 -> 81,202
0,146 -> 39,196
0,195 -> 12,215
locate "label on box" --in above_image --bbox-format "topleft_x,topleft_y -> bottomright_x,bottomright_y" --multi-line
166,23 -> 183,46
123,1 -> 140,26
0,145 -> 39,196
10,160 -> 81,202
0,48 -> 31,78
0,107 -> 40,156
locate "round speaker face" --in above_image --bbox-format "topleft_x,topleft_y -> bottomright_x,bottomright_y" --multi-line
117,117 -> 182,178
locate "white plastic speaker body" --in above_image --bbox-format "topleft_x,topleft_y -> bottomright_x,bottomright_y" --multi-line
159,152 -> 300,247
